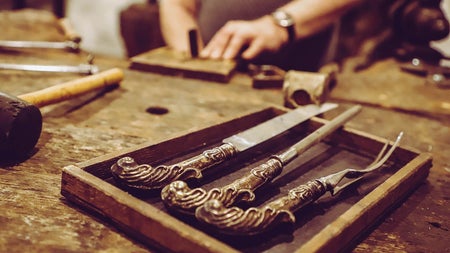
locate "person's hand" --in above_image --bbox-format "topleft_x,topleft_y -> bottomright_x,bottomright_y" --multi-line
200,15 -> 290,60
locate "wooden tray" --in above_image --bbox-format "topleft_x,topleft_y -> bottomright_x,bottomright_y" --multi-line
61,107 -> 432,253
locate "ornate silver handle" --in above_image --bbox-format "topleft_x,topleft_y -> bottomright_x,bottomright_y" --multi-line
195,180 -> 327,235
161,157 -> 284,214
111,143 -> 237,190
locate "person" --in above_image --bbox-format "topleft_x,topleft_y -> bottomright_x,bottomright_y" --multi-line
159,0 -> 365,71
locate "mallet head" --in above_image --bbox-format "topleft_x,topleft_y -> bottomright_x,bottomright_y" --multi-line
0,92 -> 42,159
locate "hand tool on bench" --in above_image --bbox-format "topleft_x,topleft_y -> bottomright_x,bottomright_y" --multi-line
0,68 -> 124,160
0,18 -> 81,53
248,64 -> 286,89
0,59 -> 99,75
161,105 -> 361,215
0,54 -> 98,75
188,29 -> 199,58
400,57 -> 450,88
0,39 -> 80,52
196,131 -> 403,235
111,103 -> 339,190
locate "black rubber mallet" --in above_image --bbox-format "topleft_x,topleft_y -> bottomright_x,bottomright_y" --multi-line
0,68 -> 124,160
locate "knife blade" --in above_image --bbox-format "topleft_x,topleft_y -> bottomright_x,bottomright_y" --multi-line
223,103 -> 337,151
111,103 -> 338,190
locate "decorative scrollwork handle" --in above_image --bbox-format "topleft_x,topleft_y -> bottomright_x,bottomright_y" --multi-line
195,180 -> 327,235
110,143 -> 237,190
161,157 -> 284,214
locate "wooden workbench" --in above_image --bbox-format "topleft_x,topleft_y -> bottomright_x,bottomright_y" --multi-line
0,9 -> 448,253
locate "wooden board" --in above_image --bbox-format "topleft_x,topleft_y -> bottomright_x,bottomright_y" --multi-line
60,107 -> 432,253
130,47 -> 237,83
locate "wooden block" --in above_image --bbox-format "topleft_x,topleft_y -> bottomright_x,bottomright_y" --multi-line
61,107 -> 432,253
129,47 -> 237,83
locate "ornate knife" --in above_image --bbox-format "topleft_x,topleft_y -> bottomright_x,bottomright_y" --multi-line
162,105 -> 361,214
111,103 -> 338,190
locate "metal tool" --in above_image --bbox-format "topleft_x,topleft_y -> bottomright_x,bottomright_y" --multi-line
248,64 -> 286,89
283,69 -> 334,107
0,62 -> 99,75
161,105 -> 362,215
189,29 -> 199,58
111,103 -> 339,190
0,40 -> 80,52
0,56 -> 99,75
400,58 -> 450,88
195,131 -> 403,235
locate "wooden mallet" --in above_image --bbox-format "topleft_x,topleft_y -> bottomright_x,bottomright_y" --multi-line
0,68 -> 124,159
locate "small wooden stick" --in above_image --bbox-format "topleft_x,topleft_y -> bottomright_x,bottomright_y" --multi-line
18,68 -> 124,108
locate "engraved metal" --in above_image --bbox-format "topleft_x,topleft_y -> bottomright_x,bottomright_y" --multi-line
161,106 -> 362,214
111,103 -> 338,190
161,157 -> 283,214
111,143 -> 237,189
195,132 -> 403,235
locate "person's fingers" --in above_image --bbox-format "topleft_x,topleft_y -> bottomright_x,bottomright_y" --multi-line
241,39 -> 265,59
201,26 -> 233,59
223,33 -> 249,59
201,18 -> 283,60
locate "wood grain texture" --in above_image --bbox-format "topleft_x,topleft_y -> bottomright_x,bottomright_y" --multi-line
0,9 -> 449,253
330,58 -> 450,120
130,47 -> 237,83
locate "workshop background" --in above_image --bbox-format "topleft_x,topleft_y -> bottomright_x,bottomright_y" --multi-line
1,0 -> 449,59
1,1 -> 449,253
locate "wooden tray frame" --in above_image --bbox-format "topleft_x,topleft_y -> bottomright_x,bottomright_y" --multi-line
61,107 -> 432,253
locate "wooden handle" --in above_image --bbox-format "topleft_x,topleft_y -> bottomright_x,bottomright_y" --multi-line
18,68 -> 124,108
58,18 -> 81,43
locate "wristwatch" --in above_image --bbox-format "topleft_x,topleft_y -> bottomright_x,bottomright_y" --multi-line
271,10 -> 295,43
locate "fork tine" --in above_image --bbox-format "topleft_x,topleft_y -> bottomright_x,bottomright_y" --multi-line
363,141 -> 389,170
368,141 -> 389,167
334,132 -> 404,194
321,132 -> 404,195
362,132 -> 404,173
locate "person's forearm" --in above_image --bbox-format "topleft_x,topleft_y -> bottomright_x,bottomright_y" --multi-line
159,0 -> 202,52
279,0 -> 363,40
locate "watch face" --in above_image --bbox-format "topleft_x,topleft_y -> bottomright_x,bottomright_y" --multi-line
272,11 -> 294,27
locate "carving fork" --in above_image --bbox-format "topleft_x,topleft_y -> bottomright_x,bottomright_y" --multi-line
195,132 -> 403,235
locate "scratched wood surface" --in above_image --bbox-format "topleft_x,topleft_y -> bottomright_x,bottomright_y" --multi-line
330,58 -> 450,120
0,9 -> 449,253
